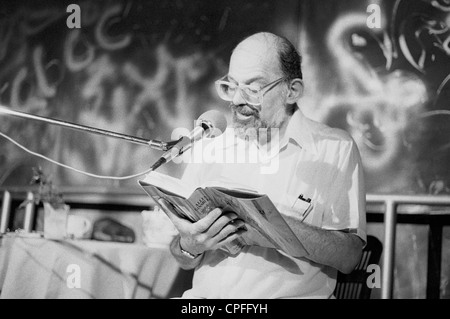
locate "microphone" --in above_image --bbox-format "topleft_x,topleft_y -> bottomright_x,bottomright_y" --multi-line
150,110 -> 227,171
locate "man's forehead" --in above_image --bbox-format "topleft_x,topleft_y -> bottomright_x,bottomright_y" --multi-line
229,37 -> 281,81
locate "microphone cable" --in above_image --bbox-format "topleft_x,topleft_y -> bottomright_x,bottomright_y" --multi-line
0,130 -> 155,180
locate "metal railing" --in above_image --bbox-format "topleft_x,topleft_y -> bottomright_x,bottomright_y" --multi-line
367,194 -> 450,299
1,188 -> 450,298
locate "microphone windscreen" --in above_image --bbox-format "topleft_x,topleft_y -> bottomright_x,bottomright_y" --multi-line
196,110 -> 227,137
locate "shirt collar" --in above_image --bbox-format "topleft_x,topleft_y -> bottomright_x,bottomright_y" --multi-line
282,108 -> 318,155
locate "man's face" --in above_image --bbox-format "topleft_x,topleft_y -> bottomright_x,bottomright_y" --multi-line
227,38 -> 289,141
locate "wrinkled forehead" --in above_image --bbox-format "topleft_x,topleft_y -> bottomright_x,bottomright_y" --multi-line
229,38 -> 282,82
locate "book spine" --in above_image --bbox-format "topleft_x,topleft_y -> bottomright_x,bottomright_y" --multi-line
189,188 -> 246,255
188,188 -> 217,219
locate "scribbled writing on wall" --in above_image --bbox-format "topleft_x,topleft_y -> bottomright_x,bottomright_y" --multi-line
0,0 -> 282,186
301,0 -> 450,194
0,1 -> 249,186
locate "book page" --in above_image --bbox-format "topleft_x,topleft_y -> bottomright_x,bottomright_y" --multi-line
205,187 -> 308,258
139,181 -> 198,221
210,187 -> 264,199
201,180 -> 259,195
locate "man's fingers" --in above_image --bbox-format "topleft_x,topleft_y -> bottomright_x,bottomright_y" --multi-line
206,212 -> 240,237
193,208 -> 223,233
215,228 -> 247,249
214,222 -> 247,243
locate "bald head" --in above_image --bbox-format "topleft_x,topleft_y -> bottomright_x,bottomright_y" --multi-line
232,32 -> 281,60
231,32 -> 302,81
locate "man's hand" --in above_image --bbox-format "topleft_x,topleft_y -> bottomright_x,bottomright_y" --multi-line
158,198 -> 246,256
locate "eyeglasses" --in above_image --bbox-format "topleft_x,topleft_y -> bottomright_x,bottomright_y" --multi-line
215,76 -> 287,106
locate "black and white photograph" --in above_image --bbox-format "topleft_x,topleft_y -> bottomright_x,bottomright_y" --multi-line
0,0 -> 449,305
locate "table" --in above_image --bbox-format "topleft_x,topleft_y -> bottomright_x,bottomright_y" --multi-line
0,233 -> 185,299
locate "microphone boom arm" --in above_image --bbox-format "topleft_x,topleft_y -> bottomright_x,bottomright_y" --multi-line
0,107 -> 178,151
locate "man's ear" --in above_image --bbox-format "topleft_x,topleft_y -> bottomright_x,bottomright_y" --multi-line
286,79 -> 304,104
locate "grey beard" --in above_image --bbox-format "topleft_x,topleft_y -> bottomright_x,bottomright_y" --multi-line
229,103 -> 285,144
232,113 -> 273,143
230,105 -> 265,141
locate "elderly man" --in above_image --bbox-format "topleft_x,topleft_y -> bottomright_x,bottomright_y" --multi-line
165,32 -> 366,298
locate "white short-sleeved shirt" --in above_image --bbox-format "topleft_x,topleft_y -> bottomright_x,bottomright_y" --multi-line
179,109 -> 367,299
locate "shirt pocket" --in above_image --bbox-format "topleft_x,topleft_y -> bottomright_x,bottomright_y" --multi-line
277,192 -> 309,215
278,191 -> 324,229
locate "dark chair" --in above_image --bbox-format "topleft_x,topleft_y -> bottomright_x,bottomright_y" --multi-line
334,235 -> 383,299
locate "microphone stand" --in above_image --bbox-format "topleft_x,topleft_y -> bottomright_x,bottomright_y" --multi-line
0,106 -> 180,152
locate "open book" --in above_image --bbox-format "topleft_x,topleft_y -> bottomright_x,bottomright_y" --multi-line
138,171 -> 308,258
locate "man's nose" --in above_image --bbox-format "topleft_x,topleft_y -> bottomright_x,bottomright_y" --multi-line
232,88 -> 247,106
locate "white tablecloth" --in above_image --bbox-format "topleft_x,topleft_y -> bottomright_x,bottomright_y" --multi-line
0,234 -> 183,299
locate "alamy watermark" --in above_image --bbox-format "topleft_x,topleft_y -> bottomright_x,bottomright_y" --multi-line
170,126 -> 281,175
66,4 -> 81,29
366,264 -> 381,289
366,4 -> 382,29
66,263 -> 81,289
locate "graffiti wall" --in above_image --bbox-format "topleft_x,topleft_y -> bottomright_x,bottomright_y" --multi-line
0,0 -> 299,187
299,0 -> 450,195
